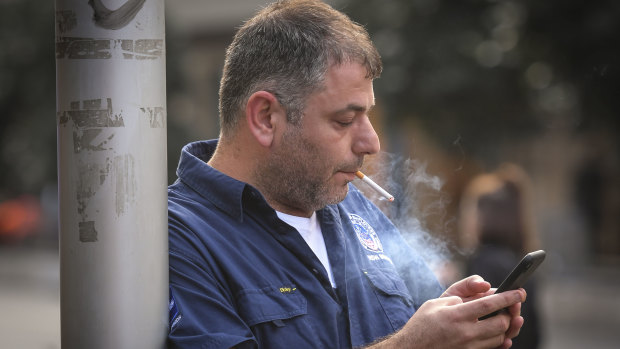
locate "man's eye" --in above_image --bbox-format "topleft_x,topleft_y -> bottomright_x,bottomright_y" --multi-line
337,121 -> 353,127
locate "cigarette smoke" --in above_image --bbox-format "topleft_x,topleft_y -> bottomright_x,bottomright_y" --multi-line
360,152 -> 453,286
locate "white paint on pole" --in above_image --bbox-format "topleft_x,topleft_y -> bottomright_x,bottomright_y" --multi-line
55,0 -> 168,347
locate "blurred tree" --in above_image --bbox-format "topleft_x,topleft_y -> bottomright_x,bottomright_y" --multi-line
524,0 -> 619,134
0,0 -> 197,196
336,0 -> 620,259
0,0 -> 56,199
1,0 -> 618,201
338,0 -> 619,157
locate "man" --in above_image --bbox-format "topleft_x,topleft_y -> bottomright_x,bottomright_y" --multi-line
168,0 -> 526,348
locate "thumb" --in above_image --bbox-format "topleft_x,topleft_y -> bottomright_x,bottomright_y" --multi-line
442,275 -> 491,299
466,275 -> 491,294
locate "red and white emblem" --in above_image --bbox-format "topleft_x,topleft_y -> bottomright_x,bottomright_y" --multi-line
350,214 -> 383,253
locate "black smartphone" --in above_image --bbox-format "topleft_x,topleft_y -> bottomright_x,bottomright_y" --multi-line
479,250 -> 546,320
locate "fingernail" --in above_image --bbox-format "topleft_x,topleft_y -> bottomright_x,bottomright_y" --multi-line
516,289 -> 525,301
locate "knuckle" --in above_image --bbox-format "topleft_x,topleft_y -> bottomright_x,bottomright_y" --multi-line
463,330 -> 476,342
495,334 -> 506,348
510,327 -> 522,339
479,300 -> 495,315
496,317 -> 510,333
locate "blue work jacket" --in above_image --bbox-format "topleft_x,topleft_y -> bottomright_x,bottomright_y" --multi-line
168,140 -> 443,348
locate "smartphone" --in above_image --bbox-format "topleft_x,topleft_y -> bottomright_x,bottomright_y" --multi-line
479,249 -> 546,320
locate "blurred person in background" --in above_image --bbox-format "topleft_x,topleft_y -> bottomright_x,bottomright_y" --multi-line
168,1 -> 526,348
459,163 -> 543,349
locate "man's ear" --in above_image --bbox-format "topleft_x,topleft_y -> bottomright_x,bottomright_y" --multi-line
246,91 -> 284,147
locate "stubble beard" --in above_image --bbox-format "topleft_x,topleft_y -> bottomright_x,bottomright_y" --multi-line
255,127 -> 353,213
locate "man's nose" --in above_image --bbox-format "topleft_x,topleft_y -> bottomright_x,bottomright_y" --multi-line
353,117 -> 380,156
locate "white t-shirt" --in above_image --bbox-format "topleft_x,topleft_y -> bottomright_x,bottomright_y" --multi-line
276,211 -> 336,288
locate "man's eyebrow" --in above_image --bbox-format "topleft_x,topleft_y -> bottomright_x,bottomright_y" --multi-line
335,103 -> 376,114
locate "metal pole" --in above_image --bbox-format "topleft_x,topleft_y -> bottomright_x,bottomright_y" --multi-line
55,1 -> 168,347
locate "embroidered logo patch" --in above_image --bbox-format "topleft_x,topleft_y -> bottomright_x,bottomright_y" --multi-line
350,214 -> 383,253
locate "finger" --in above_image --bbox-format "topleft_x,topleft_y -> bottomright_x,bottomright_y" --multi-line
460,288 -> 496,303
442,275 -> 491,298
506,301 -> 522,317
465,275 -> 492,294
473,313 -> 514,349
513,288 -> 527,307
436,295 -> 464,307
460,289 -> 526,318
506,288 -> 526,317
506,315 -> 524,339
498,337 -> 513,349
475,332 -> 508,349
479,310 -> 511,336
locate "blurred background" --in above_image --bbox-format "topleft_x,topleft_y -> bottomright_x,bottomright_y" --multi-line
1,0 -> 618,347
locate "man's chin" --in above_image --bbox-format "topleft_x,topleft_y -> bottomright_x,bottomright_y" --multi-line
327,185 -> 350,205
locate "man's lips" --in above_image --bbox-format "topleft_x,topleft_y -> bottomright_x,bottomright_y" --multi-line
337,170 -> 359,182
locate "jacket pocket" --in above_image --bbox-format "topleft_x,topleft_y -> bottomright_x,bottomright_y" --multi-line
236,285 -> 322,348
363,268 -> 415,331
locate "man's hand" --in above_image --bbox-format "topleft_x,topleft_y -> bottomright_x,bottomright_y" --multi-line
367,276 -> 526,349
441,275 -> 495,302
442,275 -> 525,345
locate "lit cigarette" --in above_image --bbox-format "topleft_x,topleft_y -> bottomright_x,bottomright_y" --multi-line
355,171 -> 394,202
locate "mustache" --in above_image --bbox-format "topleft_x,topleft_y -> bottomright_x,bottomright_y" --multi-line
338,157 -> 365,173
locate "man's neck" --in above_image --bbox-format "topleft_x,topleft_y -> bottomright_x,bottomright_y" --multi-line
209,135 -> 316,218
207,136 -> 254,185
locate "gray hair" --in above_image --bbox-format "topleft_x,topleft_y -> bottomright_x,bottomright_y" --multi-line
218,0 -> 382,136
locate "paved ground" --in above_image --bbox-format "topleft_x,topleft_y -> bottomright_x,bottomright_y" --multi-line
1,245 -> 619,348
537,263 -> 620,349
0,246 -> 60,349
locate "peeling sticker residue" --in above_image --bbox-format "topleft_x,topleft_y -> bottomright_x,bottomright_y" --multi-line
58,98 -> 124,153
75,154 -> 136,241
56,38 -> 163,60
56,10 -> 77,34
113,154 -> 136,216
140,106 -> 166,128
76,155 -> 137,218
89,0 -> 146,30
59,98 -> 124,128
76,160 -> 110,219
73,129 -> 106,152
133,39 -> 163,60
79,221 -> 98,242
56,38 -> 111,59
60,97 -> 156,241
